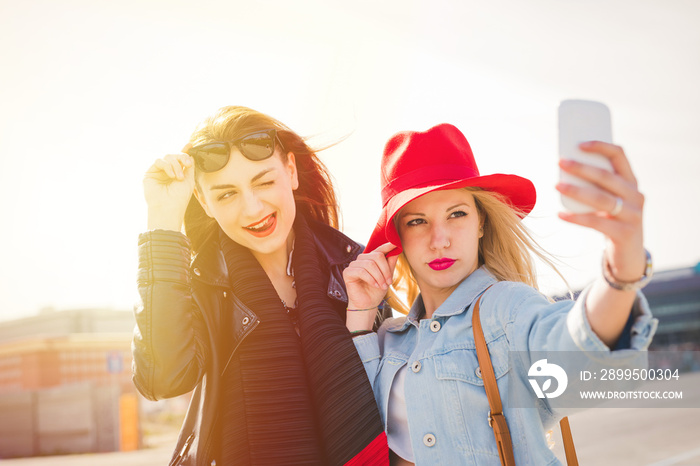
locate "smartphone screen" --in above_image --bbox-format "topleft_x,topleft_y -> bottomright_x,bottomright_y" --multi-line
558,99 -> 614,213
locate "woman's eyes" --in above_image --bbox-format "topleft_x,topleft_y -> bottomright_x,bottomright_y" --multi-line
218,191 -> 237,201
406,218 -> 426,226
216,180 -> 274,201
406,211 -> 467,226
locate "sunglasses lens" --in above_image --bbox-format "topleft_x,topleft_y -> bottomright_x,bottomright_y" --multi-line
190,143 -> 230,173
188,131 -> 277,172
239,132 -> 275,161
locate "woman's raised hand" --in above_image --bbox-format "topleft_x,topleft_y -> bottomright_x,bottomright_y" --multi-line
143,152 -> 195,231
344,242 -> 399,332
556,141 -> 645,284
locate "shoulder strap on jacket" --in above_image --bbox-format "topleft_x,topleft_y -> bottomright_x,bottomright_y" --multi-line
472,287 -> 516,466
472,286 -> 578,466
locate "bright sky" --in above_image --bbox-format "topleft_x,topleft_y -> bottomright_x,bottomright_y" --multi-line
1,0 -> 699,321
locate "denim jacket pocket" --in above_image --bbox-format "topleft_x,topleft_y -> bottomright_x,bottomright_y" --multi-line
428,335 -> 524,458
433,334 -> 510,386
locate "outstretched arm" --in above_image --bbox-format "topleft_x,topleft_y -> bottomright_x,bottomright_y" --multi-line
556,141 -> 648,348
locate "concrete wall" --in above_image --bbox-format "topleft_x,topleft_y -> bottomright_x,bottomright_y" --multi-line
0,383 -> 132,459
0,391 -> 35,457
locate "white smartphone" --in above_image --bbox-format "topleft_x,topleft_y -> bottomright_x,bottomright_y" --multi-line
558,99 -> 614,213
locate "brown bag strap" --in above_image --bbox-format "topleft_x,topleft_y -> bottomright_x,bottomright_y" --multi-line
472,289 -> 516,466
559,416 -> 579,466
472,288 -> 578,466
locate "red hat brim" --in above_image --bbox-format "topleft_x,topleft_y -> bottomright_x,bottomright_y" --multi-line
364,173 -> 536,257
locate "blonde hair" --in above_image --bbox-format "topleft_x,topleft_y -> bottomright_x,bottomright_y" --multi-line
390,187 -> 565,314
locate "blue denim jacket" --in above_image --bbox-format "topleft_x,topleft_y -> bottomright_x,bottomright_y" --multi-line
354,267 -> 658,465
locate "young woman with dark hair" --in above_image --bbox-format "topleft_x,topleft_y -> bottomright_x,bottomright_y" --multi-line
132,106 -> 390,465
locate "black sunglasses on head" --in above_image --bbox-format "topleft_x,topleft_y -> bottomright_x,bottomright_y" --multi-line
187,129 -> 283,173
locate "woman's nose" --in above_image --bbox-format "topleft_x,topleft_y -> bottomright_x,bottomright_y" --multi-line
429,225 -> 451,250
241,190 -> 264,217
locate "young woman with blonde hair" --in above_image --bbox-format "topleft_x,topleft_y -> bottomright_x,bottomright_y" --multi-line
132,106 -> 390,465
344,123 -> 657,465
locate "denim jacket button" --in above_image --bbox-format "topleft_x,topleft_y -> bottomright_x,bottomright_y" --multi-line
193,267 -> 201,276
333,290 -> 342,298
430,321 -> 441,332
345,244 -> 352,253
475,367 -> 482,379
423,433 -> 436,447
242,317 -> 250,325
222,291 -> 227,298
411,361 -> 422,373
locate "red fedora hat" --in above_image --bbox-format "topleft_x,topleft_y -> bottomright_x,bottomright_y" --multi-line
365,123 -> 537,256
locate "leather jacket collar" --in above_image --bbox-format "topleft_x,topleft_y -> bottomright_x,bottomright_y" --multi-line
189,219 -> 363,301
163,220 -> 364,465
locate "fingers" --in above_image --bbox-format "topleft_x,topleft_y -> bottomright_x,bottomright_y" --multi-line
561,141 -> 637,201
559,160 -> 636,199
387,252 -> 400,272
558,184 -> 644,247
579,141 -> 637,185
558,141 -> 643,217
146,153 -> 194,182
369,242 -> 399,286
557,141 -> 645,249
372,242 -> 398,255
345,242 -> 398,290
557,175 -> 644,241
556,180 -> 644,223
345,262 -> 387,290
559,141 -> 637,189
557,209 -> 641,241
351,255 -> 393,289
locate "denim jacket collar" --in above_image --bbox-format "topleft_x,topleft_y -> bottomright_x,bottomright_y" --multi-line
388,266 -> 498,333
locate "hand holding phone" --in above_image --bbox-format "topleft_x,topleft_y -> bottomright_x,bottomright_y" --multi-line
558,99 -> 614,213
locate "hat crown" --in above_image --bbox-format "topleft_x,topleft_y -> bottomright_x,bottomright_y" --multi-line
364,122 -> 536,256
380,124 -> 480,206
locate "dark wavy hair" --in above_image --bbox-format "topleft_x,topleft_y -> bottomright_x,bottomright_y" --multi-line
184,106 -> 340,254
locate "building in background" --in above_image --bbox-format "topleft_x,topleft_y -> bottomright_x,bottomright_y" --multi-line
0,309 -> 135,393
0,309 -> 139,458
644,263 -> 700,351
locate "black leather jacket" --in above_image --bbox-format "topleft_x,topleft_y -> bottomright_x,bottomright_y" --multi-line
132,222 -> 380,466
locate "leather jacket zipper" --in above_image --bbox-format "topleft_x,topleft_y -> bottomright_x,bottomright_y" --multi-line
220,318 -> 260,376
171,432 -> 194,466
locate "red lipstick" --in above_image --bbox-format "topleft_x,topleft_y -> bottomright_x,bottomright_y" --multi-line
428,258 -> 456,271
243,213 -> 277,238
